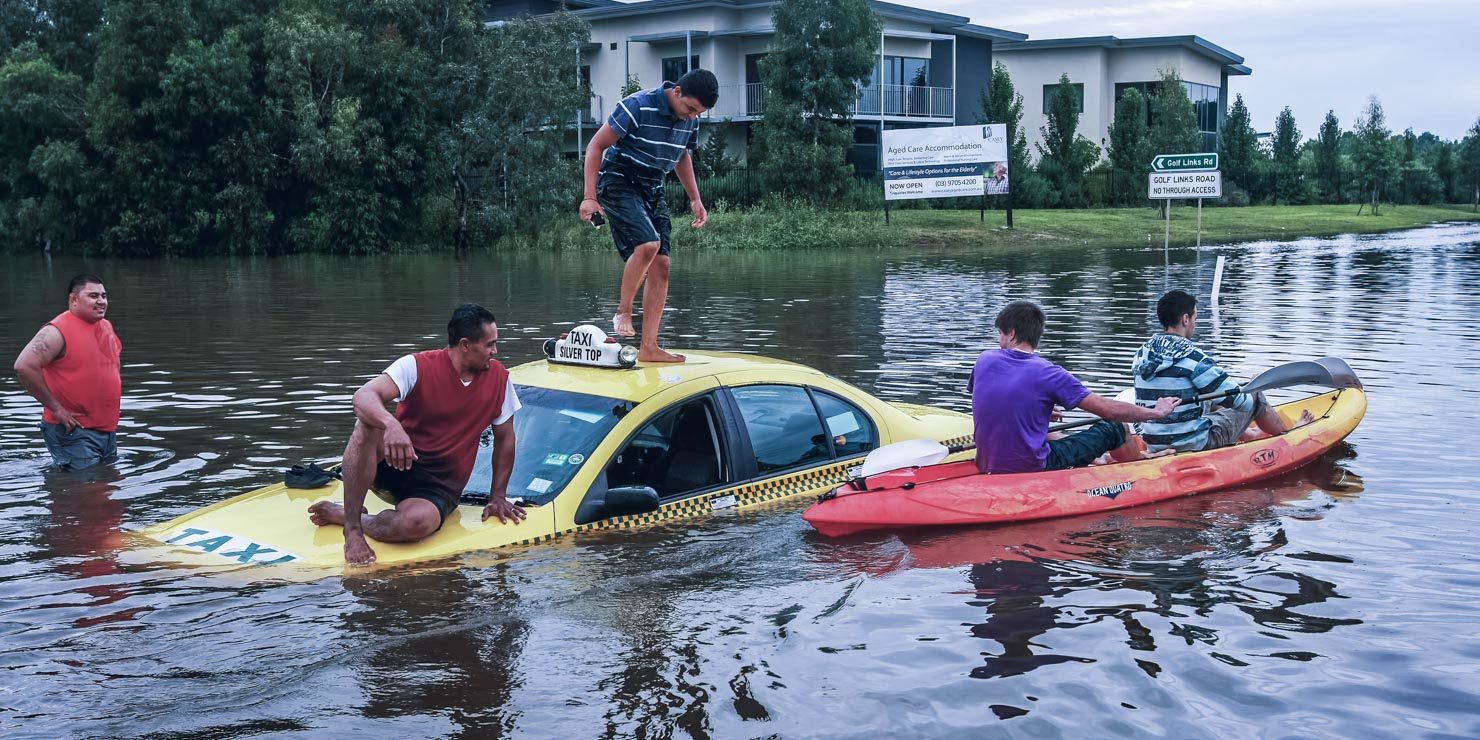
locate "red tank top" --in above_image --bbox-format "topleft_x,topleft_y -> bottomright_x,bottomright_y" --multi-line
396,349 -> 509,492
42,311 -> 123,432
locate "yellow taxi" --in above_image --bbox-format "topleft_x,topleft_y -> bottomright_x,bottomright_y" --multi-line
140,326 -> 973,569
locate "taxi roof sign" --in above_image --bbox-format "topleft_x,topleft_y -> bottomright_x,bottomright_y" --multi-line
544,324 -> 637,369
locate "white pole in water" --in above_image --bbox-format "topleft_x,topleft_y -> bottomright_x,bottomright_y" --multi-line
1211,254 -> 1227,303
1196,197 -> 1203,251
1163,200 -> 1171,269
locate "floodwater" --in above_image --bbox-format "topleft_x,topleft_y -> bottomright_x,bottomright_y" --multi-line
2,223 -> 1480,737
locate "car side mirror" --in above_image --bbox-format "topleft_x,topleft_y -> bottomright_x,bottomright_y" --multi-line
604,486 -> 660,517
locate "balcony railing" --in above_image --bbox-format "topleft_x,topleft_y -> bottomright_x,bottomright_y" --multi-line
703,82 -> 953,121
854,84 -> 955,119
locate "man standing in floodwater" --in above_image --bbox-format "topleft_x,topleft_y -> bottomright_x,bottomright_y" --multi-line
578,69 -> 719,363
307,304 -> 525,566
12,275 -> 123,470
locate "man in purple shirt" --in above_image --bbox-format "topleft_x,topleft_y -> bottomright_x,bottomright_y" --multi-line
969,301 -> 1179,474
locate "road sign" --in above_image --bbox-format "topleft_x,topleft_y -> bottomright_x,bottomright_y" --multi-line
1151,152 -> 1218,172
1149,171 -> 1222,199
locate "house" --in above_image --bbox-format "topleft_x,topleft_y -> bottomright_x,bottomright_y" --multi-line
486,0 -> 1025,172
486,3 -> 1250,171
992,35 -> 1252,159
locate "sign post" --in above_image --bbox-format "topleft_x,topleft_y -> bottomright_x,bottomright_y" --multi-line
1149,152 -> 1221,264
883,124 -> 1010,223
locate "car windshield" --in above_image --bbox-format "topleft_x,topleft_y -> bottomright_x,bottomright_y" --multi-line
464,385 -> 628,506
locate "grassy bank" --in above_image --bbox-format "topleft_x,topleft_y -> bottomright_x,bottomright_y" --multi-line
899,203 -> 1480,251
491,203 -> 1480,252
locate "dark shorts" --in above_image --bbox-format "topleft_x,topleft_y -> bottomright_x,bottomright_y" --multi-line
40,422 -> 118,470
1045,420 -> 1127,471
373,462 -> 459,524
596,169 -> 670,261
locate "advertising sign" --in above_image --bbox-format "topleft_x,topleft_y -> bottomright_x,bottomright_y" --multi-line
1148,171 -> 1223,199
883,125 -> 1008,201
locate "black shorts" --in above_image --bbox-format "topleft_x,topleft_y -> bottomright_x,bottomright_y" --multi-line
596,169 -> 671,261
373,461 -> 459,523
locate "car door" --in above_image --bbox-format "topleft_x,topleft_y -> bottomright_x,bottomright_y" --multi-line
601,391 -> 736,503
721,384 -> 880,483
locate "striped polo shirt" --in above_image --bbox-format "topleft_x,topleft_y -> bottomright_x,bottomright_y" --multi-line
601,82 -> 699,188
1131,333 -> 1253,452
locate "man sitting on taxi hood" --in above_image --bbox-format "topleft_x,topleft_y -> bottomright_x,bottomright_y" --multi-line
308,304 -> 524,566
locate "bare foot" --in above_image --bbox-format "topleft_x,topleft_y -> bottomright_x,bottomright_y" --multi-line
637,347 -> 686,363
308,500 -> 346,527
1295,410 -> 1316,427
613,312 -> 635,337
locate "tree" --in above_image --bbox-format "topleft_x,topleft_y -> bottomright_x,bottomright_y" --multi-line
693,121 -> 739,178
1106,87 -> 1149,205
1435,142 -> 1456,203
1313,110 -> 1343,203
1271,106 -> 1303,203
1036,73 -> 1098,206
1219,93 -> 1258,195
979,61 -> 1043,205
1148,67 -> 1199,157
755,0 -> 880,200
1460,118 -> 1480,212
1351,96 -> 1392,214
620,73 -> 642,97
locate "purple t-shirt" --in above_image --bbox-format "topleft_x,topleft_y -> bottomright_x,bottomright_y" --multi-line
969,349 -> 1091,474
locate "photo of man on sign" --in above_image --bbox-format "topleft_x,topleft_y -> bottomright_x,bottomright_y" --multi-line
986,162 -> 1009,195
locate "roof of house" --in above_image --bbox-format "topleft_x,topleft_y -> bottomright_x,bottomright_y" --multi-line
994,35 -> 1251,75
491,0 -> 1027,41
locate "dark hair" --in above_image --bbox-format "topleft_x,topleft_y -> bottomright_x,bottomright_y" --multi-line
995,300 -> 1045,348
68,274 -> 104,294
447,303 -> 496,346
676,68 -> 719,108
1156,290 -> 1197,328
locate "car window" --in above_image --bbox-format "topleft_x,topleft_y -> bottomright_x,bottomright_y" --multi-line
465,386 -> 625,505
606,397 -> 727,499
812,391 -> 878,458
731,385 -> 830,474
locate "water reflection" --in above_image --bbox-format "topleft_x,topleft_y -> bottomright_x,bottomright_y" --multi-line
943,457 -> 1366,684
343,567 -> 529,737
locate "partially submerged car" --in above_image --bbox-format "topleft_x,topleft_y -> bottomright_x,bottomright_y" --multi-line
140,326 -> 973,568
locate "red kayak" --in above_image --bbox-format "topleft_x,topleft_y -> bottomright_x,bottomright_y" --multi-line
803,388 -> 1366,538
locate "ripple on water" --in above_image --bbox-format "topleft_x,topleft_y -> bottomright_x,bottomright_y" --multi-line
3,226 -> 1480,734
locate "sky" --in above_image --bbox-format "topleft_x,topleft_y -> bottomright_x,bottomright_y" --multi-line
906,0 -> 1480,141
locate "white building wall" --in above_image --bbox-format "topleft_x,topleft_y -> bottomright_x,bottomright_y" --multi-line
997,44 -> 1232,161
994,47 -> 1108,159
578,9 -> 973,160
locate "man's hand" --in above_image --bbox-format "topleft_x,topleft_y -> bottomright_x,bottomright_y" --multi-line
579,197 -> 603,224
1152,396 -> 1181,418
50,406 -> 82,432
381,421 -> 417,471
1050,407 -> 1064,422
482,495 -> 527,524
344,531 -> 377,567
690,200 -> 708,228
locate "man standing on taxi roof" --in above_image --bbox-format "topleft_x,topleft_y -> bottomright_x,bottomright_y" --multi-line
307,304 -> 525,566
12,275 -> 123,470
579,68 -> 719,364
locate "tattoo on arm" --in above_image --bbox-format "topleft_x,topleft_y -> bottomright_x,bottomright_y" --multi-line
30,336 -> 51,357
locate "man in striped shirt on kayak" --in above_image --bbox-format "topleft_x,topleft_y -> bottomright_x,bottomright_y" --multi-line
1133,290 -> 1311,452
579,69 -> 719,363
